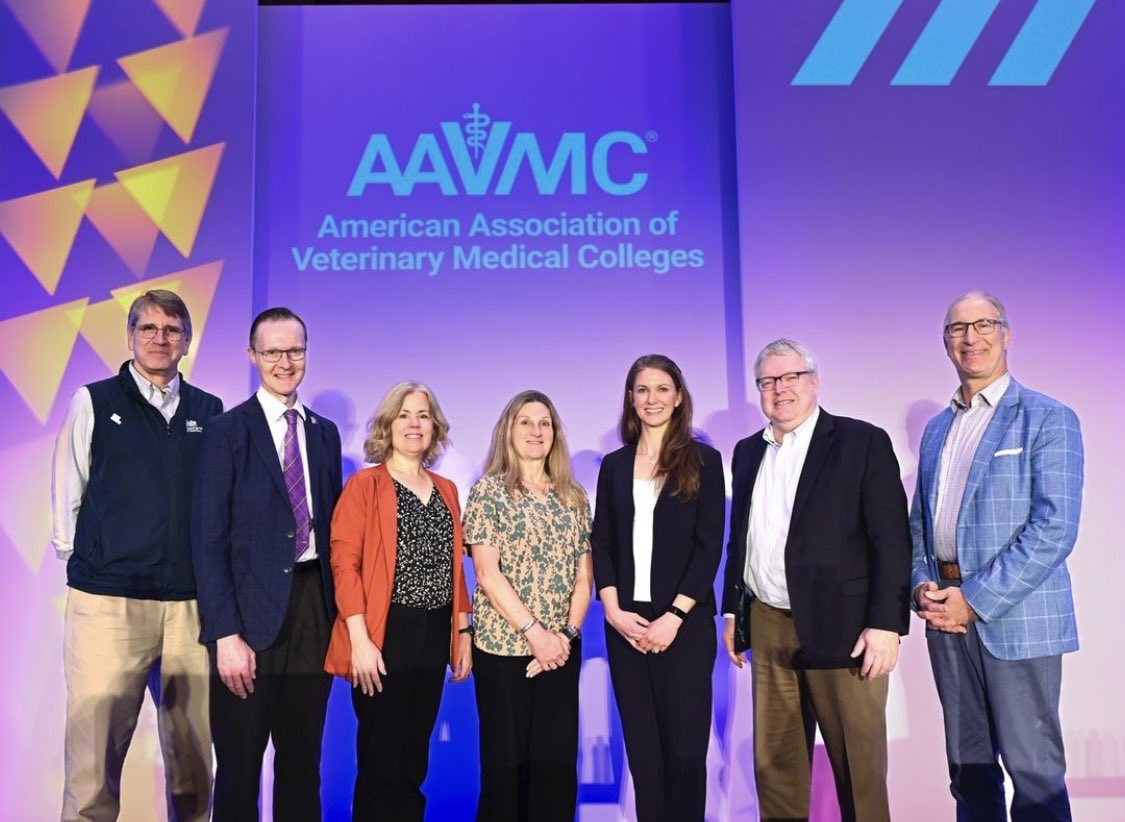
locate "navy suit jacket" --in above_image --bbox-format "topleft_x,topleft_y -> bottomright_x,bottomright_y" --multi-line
721,410 -> 911,669
192,396 -> 343,650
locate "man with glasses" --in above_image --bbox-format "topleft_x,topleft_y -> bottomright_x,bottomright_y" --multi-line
51,289 -> 222,821
911,291 -> 1083,820
721,338 -> 911,822
191,306 -> 342,821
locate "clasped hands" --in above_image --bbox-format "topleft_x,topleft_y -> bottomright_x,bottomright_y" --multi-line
914,581 -> 977,634
605,607 -> 680,655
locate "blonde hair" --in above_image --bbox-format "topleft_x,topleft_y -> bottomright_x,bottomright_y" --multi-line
363,381 -> 451,467
482,390 -> 586,510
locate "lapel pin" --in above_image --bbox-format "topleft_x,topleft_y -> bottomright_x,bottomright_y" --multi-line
110,413 -> 122,425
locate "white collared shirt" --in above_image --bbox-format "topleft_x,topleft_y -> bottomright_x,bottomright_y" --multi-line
934,373 -> 1011,562
51,365 -> 183,559
256,386 -> 318,561
743,406 -> 821,609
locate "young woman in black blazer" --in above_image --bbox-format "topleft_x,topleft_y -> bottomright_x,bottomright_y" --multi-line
590,354 -> 725,822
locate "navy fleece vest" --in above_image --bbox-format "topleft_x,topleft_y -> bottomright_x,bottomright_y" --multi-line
68,362 -> 222,600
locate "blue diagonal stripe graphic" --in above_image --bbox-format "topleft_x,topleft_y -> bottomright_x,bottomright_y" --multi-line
990,0 -> 1097,86
792,0 -> 904,86
892,0 -> 1001,85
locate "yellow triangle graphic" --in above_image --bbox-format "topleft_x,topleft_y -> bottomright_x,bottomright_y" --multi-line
118,28 -> 228,143
0,298 -> 88,423
115,143 -> 223,257
4,0 -> 93,73
76,294 -> 146,373
0,434 -> 57,574
0,67 -> 99,178
84,182 -> 161,277
152,0 -> 207,38
0,180 -> 95,295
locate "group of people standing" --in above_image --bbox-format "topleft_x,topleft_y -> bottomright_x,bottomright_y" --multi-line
52,288 -> 1083,822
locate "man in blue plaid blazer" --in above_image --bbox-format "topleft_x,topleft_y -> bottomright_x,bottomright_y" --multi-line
911,291 -> 1083,821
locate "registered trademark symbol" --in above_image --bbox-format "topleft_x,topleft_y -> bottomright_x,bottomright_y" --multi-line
645,130 -> 659,143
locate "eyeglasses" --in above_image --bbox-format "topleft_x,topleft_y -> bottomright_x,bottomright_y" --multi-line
944,318 -> 1006,338
135,323 -> 185,341
755,370 -> 810,392
253,347 -> 307,363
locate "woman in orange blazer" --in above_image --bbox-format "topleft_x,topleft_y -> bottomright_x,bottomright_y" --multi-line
324,380 -> 472,821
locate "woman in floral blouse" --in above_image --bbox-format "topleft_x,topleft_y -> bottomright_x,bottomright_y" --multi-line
463,390 -> 593,822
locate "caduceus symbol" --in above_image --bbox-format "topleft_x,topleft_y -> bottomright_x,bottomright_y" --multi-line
462,103 -> 491,160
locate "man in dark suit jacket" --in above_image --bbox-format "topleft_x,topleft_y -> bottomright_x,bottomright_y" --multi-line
721,338 -> 911,822
192,307 -> 342,821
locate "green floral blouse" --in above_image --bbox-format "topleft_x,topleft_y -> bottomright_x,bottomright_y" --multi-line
463,474 -> 591,656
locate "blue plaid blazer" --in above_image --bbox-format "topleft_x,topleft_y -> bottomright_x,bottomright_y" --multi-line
910,378 -> 1083,660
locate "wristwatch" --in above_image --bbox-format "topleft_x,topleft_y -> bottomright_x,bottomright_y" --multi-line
560,624 -> 581,644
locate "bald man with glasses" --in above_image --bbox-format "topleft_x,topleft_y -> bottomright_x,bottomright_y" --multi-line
911,291 -> 1084,821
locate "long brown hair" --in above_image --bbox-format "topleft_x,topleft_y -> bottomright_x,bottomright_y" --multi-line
619,354 -> 701,499
482,390 -> 587,510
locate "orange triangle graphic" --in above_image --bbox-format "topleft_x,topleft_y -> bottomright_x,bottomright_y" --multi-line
114,143 -> 224,257
0,180 -> 95,295
4,0 -> 93,73
85,182 -> 161,277
0,434 -> 57,574
152,0 -> 207,38
0,66 -> 99,178
118,28 -> 228,144
0,298 -> 88,423
85,261 -> 224,380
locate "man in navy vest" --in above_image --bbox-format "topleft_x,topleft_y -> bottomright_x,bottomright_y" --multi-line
51,289 -> 223,821
192,307 -> 342,821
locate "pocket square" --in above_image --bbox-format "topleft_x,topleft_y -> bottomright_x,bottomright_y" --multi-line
993,447 -> 1023,457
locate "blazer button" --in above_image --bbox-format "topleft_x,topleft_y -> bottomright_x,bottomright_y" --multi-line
283,566 -> 292,574
287,530 -> 295,538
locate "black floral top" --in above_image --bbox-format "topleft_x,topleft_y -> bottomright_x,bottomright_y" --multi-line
463,475 -> 590,655
390,479 -> 454,609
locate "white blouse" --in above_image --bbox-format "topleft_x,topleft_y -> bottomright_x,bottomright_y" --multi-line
631,478 -> 659,602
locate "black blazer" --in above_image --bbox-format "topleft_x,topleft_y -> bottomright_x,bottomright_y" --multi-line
591,441 -> 725,614
192,397 -> 343,650
721,410 -> 910,669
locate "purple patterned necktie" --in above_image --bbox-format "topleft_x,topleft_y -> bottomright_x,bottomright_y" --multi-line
283,409 -> 311,559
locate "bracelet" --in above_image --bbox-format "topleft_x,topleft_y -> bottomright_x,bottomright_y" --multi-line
518,618 -> 539,635
560,624 -> 581,643
667,605 -> 688,620
458,624 -> 474,637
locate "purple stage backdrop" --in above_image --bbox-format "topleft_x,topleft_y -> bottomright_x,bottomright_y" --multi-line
254,4 -> 741,818
730,1 -> 1124,819
1,1 -> 1121,820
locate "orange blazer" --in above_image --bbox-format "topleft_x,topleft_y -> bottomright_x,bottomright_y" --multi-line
324,463 -> 471,677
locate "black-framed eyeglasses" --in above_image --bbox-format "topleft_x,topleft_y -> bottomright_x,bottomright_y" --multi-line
944,318 -> 1006,338
755,370 -> 810,392
253,347 -> 307,363
135,323 -> 185,341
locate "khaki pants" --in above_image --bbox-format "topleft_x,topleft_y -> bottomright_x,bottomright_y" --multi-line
62,589 -> 212,822
751,599 -> 890,822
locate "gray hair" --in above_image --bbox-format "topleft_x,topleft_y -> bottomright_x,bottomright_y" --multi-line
126,290 -> 193,340
753,338 -> 818,377
943,291 -> 1009,329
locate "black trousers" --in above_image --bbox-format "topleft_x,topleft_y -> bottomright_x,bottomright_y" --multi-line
473,643 -> 580,822
605,604 -> 715,822
351,602 -> 452,822
211,561 -> 332,822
